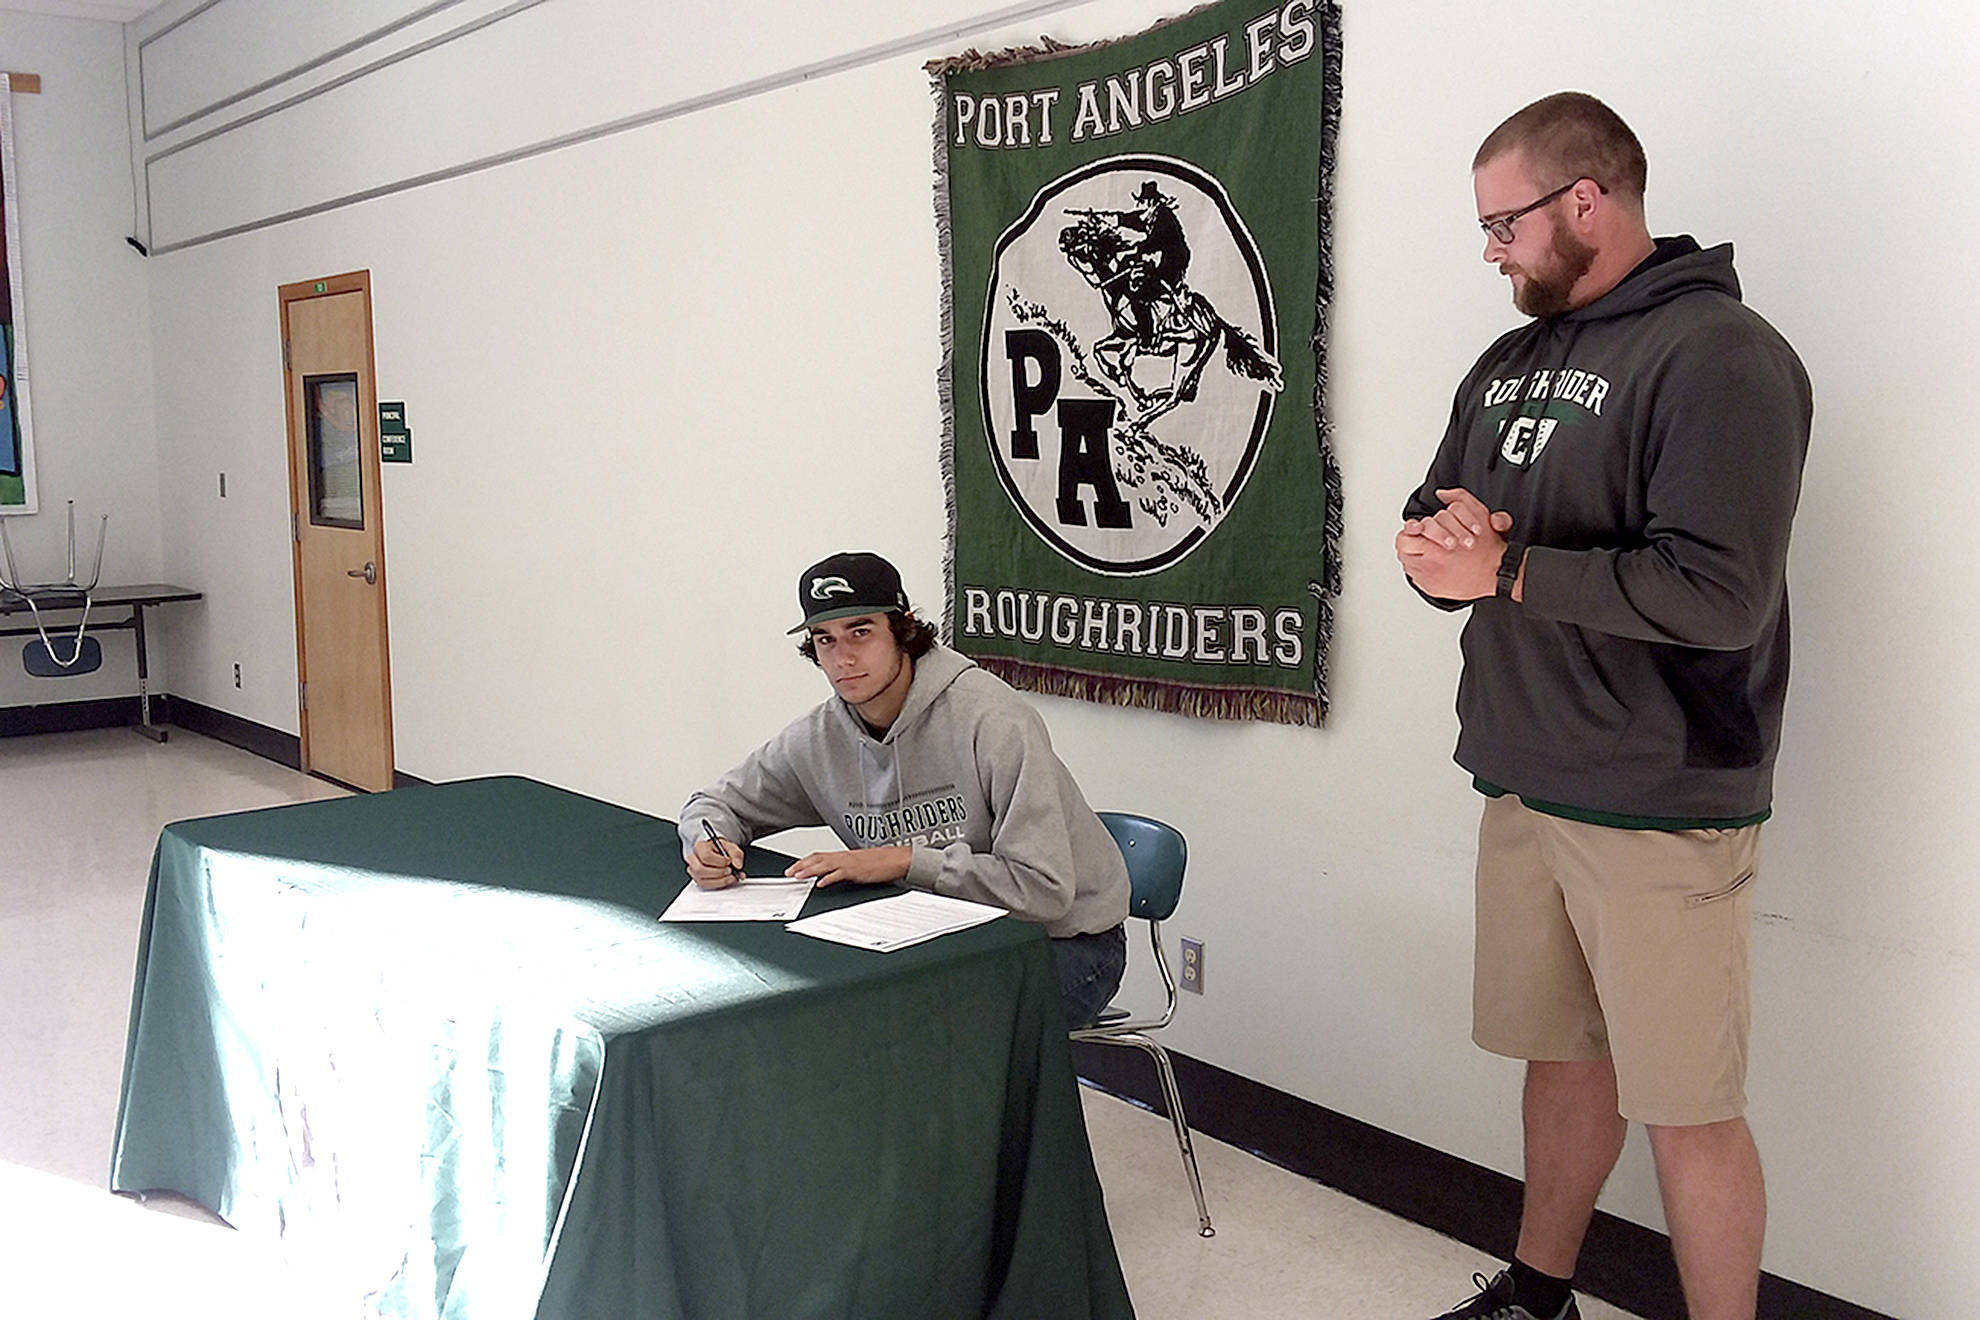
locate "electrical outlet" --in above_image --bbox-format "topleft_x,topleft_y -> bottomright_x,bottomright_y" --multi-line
233,663 -> 242,689
1179,937 -> 1204,994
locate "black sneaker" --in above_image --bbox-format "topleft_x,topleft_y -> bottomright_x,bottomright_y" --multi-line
1430,1270 -> 1580,1320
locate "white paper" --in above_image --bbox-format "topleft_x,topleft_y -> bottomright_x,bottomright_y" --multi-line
659,877 -> 816,923
785,890 -> 1007,952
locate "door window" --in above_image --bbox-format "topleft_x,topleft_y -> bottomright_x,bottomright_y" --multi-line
304,373 -> 363,529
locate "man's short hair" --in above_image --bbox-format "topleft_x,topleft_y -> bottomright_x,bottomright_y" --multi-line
1474,91 -> 1647,206
797,610 -> 939,666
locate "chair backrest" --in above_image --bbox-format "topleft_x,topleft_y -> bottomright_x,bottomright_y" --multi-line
1096,811 -> 1187,923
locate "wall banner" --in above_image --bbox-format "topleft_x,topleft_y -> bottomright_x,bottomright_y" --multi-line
931,0 -> 1342,725
1,73 -> 37,514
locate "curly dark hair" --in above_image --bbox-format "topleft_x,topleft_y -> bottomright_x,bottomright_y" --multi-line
797,610 -> 939,666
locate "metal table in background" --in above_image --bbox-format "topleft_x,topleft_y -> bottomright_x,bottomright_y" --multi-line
111,775 -> 1134,1320
0,583 -> 203,740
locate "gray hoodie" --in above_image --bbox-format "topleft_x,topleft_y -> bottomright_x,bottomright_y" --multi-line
679,644 -> 1129,938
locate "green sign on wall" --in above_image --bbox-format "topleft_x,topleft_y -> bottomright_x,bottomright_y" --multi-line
379,401 -> 412,464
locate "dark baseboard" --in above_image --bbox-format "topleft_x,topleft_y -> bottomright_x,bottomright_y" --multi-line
171,698 -> 430,789
169,697 -> 301,770
4,691 -> 431,789
0,694 -> 169,737
1072,1043 -> 1889,1320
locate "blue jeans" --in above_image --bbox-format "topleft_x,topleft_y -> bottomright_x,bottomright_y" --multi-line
1052,923 -> 1127,1028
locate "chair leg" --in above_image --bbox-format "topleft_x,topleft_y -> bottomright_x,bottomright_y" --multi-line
1123,1033 -> 1214,1237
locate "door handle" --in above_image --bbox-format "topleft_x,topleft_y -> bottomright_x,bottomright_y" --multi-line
347,562 -> 377,585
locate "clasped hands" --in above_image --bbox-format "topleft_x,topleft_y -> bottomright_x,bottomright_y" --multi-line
688,837 -> 913,890
1396,486 -> 1519,602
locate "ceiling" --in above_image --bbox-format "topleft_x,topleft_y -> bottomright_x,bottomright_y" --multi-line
2,0 -> 163,22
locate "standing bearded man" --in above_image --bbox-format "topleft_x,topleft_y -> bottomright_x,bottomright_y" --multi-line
1400,92 -> 1812,1320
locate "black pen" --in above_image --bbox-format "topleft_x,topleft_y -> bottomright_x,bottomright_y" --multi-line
701,819 -> 747,883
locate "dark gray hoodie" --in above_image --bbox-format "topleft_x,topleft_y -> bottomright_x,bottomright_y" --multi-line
1406,237 -> 1813,821
680,644 -> 1129,937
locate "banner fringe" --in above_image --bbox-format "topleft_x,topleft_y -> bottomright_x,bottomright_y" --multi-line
1306,0 -> 1345,723
975,656 -> 1322,728
930,73 -> 961,642
924,33 -> 1085,75
924,4 -> 1217,76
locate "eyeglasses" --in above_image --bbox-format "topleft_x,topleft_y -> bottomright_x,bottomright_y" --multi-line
1478,178 -> 1590,245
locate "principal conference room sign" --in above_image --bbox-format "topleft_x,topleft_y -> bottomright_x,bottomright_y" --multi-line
932,0 -> 1342,726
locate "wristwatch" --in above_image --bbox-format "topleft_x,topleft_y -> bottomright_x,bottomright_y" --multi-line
1495,541 -> 1526,600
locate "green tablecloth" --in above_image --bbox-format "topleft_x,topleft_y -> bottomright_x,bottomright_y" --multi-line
111,776 -> 1133,1319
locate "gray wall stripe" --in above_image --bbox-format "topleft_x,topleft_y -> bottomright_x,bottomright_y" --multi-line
144,0 -> 477,141
144,0 -> 1094,255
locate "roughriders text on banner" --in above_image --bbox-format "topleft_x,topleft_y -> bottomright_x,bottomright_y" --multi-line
960,586 -> 1305,670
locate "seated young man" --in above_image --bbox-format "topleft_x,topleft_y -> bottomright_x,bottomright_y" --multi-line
679,551 -> 1130,1027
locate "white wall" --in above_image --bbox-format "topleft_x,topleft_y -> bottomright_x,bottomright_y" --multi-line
0,12 -> 161,708
121,1 -> 1980,1315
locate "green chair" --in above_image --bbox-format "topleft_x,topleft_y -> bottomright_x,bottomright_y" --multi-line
1075,811 -> 1213,1237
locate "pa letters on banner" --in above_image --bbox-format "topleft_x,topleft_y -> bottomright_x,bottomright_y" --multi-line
932,0 -> 1342,726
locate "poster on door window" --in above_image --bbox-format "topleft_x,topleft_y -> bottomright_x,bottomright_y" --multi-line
0,74 -> 38,515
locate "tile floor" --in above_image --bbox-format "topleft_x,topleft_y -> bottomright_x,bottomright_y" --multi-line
0,727 -> 1642,1319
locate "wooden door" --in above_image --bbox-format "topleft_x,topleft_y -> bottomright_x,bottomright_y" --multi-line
280,271 -> 394,791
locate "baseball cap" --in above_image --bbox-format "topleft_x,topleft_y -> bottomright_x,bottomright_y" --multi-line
789,552 -> 910,633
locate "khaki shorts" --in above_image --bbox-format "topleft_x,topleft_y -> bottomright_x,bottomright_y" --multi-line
1473,794 -> 1760,1127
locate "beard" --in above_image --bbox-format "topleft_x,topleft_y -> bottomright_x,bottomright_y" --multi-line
1507,222 -> 1597,318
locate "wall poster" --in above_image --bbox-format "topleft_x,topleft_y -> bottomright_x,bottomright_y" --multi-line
1,73 -> 38,515
932,0 -> 1343,725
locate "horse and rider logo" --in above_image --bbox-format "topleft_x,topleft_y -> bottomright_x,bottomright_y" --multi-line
981,155 -> 1282,575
